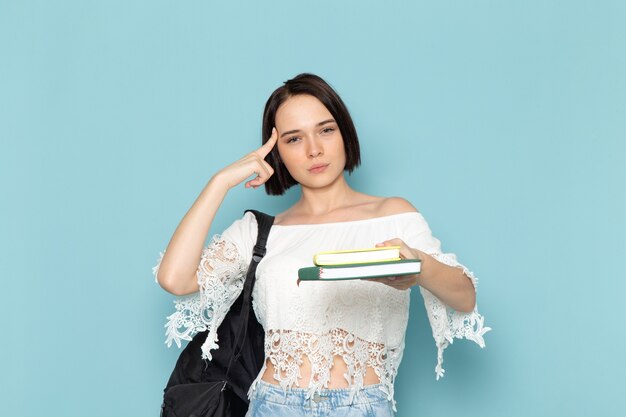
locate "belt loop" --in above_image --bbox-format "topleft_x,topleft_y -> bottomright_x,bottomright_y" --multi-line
348,388 -> 357,406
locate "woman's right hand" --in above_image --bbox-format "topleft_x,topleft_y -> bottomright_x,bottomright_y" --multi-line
215,127 -> 279,190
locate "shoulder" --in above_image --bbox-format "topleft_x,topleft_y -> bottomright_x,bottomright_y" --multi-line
345,193 -> 419,219
212,211 -> 263,265
375,196 -> 419,217
220,211 -> 258,249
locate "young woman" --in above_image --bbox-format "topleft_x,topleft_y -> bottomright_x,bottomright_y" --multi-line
154,73 -> 489,416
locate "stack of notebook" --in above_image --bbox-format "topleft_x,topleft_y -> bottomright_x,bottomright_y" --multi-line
297,246 -> 421,283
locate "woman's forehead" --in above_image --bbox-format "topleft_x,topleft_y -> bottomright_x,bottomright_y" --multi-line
275,94 -> 333,128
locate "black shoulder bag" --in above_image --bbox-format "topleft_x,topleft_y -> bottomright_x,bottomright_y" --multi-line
160,210 -> 274,417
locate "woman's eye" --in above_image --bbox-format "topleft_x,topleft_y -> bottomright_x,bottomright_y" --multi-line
322,127 -> 335,134
287,136 -> 300,143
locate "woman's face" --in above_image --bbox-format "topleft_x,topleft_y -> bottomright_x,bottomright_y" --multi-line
274,94 -> 346,189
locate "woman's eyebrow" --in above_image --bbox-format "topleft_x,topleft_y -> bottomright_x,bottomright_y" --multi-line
280,119 -> 336,138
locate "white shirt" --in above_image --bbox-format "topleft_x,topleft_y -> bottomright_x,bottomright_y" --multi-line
153,211 -> 490,411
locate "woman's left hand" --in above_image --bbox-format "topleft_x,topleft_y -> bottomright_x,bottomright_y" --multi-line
366,238 -> 426,290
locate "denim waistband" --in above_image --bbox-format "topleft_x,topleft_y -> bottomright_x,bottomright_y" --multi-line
251,379 -> 391,408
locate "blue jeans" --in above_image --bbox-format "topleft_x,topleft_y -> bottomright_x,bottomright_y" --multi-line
245,380 -> 395,417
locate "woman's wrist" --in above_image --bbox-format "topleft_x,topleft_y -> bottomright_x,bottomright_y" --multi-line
413,249 -> 432,286
208,171 -> 232,193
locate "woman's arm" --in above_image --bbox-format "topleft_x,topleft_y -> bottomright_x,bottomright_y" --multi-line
156,129 -> 278,296
369,239 -> 476,313
414,251 -> 476,313
155,176 -> 229,295
366,198 -> 476,312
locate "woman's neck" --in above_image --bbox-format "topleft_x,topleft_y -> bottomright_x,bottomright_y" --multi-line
295,175 -> 358,217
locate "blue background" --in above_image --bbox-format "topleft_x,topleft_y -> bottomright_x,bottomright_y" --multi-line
1,1 -> 624,416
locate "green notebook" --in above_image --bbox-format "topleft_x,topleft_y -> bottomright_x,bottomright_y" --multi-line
297,259 -> 421,283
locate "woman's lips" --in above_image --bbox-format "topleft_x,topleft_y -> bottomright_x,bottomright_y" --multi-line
308,163 -> 329,173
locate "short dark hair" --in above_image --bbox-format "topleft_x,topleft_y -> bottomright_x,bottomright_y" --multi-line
262,73 -> 361,196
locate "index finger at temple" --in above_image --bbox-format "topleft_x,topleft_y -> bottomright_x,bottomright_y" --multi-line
257,127 -> 278,158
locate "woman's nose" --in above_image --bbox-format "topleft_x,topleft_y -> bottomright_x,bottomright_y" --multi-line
307,138 -> 323,158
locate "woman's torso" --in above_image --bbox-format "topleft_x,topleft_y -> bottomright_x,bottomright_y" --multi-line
252,196 -> 417,390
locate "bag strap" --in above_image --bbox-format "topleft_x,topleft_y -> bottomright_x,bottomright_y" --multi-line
224,209 -> 274,380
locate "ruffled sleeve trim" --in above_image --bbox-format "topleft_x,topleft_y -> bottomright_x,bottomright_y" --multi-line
419,252 -> 491,380
152,235 -> 248,360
